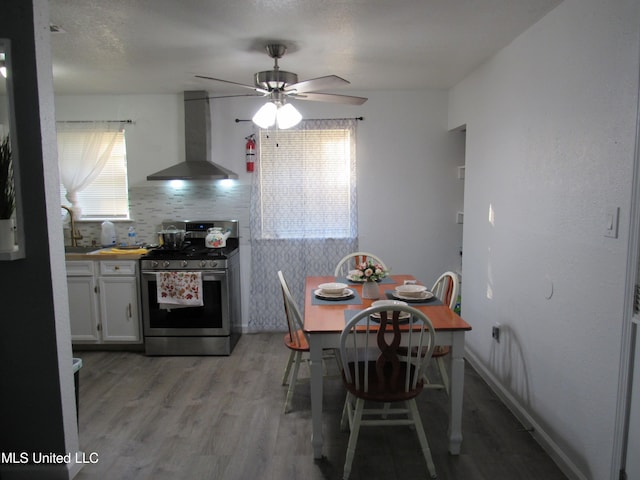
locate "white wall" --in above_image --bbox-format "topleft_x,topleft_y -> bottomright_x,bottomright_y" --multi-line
55,88 -> 465,328
448,0 -> 640,478
1,1 -> 81,479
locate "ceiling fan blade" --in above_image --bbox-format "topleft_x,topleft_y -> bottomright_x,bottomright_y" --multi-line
187,93 -> 265,100
284,75 -> 350,94
292,92 -> 368,105
194,75 -> 269,94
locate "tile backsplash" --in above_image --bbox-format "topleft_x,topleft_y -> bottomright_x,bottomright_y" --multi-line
71,183 -> 251,247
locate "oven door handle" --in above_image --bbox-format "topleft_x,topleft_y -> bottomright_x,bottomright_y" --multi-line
142,270 -> 227,276
202,271 -> 227,277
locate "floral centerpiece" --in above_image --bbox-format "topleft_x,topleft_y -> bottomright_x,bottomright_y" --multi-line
350,259 -> 388,282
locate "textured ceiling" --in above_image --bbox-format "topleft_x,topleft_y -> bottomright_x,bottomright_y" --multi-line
48,0 -> 562,95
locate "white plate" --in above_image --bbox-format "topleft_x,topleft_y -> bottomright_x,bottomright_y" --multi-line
372,299 -> 407,308
392,290 -> 434,301
346,273 -> 365,283
314,288 -> 354,300
370,311 -> 411,319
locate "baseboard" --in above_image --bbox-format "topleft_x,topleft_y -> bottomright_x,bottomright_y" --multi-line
464,348 -> 589,480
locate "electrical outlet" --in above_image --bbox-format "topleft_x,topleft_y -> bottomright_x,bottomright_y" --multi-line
492,324 -> 500,342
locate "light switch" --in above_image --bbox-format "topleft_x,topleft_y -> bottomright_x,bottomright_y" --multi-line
604,206 -> 620,238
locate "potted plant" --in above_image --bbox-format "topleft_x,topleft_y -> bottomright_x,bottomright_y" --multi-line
0,133 -> 16,250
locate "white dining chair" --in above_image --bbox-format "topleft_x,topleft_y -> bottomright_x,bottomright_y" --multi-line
339,304 -> 438,479
277,270 -> 309,414
334,252 -> 387,277
424,271 -> 459,395
278,270 -> 340,413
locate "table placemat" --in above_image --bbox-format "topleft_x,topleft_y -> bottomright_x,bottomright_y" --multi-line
344,309 -> 367,326
311,288 -> 363,306
384,290 -> 443,306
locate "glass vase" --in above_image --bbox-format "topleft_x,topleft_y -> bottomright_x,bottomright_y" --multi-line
362,280 -> 380,300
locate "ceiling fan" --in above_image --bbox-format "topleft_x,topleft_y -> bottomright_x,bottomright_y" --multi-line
195,44 -> 368,107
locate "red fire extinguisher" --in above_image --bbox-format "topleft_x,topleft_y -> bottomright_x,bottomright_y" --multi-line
245,134 -> 256,172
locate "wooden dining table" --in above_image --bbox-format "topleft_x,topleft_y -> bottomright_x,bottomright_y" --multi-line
304,274 -> 472,459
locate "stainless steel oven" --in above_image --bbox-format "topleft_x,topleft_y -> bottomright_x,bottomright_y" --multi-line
140,220 -> 241,355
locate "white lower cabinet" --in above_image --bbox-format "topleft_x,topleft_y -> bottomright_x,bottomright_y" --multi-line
98,275 -> 140,341
66,260 -> 141,344
67,273 -> 100,342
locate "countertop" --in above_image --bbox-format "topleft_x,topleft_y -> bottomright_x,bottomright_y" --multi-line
65,247 -> 148,261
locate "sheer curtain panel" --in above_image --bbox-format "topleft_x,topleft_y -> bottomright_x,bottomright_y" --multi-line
249,119 -> 358,331
57,121 -> 123,218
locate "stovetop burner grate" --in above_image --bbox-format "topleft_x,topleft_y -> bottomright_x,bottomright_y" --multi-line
141,238 -> 239,261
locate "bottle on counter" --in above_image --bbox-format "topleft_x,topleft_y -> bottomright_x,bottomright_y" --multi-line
127,226 -> 137,246
101,221 -> 116,247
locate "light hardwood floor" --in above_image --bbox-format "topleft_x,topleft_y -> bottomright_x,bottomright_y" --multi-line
73,333 -> 567,480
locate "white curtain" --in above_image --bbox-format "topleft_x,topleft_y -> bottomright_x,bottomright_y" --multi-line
57,121 -> 121,218
248,118 -> 358,331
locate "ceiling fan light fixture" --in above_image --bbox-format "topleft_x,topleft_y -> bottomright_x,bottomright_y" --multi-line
276,103 -> 302,129
252,101 -> 277,128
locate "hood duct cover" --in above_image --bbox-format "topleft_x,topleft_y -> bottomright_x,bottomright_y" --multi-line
147,91 -> 238,181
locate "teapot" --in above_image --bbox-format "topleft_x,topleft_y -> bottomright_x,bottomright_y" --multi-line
205,227 -> 231,248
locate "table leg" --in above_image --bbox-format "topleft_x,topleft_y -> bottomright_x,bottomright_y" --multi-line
309,335 -> 324,459
448,331 -> 465,454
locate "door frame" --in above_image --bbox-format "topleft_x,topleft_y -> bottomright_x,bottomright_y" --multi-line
613,51 -> 640,479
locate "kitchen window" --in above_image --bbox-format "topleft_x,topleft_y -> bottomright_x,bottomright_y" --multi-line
57,122 -> 130,219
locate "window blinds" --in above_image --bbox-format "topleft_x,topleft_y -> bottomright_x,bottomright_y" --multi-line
258,126 -> 354,239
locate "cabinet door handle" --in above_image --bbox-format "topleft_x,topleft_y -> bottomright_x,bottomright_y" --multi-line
128,303 -> 132,318
114,265 -> 120,271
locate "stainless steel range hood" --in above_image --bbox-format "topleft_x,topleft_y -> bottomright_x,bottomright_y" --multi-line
147,91 -> 238,181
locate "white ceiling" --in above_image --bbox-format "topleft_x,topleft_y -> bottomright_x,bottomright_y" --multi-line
48,0 -> 562,96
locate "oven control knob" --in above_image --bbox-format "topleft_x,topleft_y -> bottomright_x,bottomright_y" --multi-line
181,260 -> 188,268
151,261 -> 159,268
200,260 -> 207,268
163,260 -> 171,268
210,261 -> 218,268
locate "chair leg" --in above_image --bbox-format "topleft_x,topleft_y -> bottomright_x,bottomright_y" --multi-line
343,398 -> 364,480
333,348 -> 343,372
340,393 -> 351,431
281,350 -> 296,386
283,351 -> 302,414
437,356 -> 450,395
407,399 -> 437,479
422,356 -> 450,394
